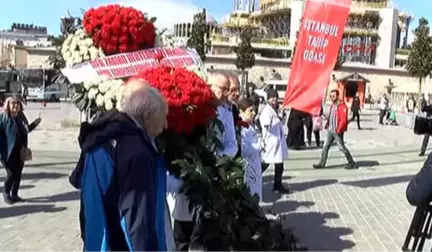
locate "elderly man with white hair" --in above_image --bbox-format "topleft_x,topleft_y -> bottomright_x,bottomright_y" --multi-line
69,80 -> 175,251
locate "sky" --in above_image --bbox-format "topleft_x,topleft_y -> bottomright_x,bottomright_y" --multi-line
0,0 -> 429,36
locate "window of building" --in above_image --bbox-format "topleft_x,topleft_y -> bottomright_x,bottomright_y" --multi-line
341,36 -> 377,65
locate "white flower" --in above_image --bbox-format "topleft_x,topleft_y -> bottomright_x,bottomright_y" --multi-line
95,94 -> 104,107
83,53 -> 90,61
61,29 -> 105,67
115,84 -> 125,102
87,87 -> 99,100
83,80 -> 92,90
84,38 -> 93,47
116,99 -> 123,111
98,81 -> 110,94
105,99 -> 114,111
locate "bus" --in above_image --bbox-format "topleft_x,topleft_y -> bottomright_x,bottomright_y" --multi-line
19,69 -> 68,101
0,69 -> 19,103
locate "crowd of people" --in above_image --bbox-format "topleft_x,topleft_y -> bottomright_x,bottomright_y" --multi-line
67,70 -> 367,250
0,70 -> 370,250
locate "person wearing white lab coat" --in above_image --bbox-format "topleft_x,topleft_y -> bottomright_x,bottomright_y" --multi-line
168,71 -> 237,251
238,98 -> 262,200
259,89 -> 290,193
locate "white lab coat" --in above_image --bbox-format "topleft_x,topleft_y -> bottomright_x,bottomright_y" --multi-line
259,104 -> 288,164
164,202 -> 175,251
241,124 -> 262,200
166,175 -> 193,221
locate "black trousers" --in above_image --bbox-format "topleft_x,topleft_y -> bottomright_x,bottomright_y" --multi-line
173,219 -> 224,251
3,147 -> 24,196
262,163 -> 284,187
351,111 -> 361,129
173,220 -> 195,251
379,109 -> 387,124
420,134 -> 430,155
304,117 -> 320,146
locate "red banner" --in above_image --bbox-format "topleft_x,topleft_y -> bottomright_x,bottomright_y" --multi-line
283,0 -> 352,115
61,47 -> 203,84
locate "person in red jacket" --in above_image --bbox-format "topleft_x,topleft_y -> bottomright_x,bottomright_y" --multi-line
313,89 -> 356,169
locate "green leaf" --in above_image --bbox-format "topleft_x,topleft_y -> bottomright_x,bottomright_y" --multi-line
235,28 -> 255,72
187,9 -> 209,61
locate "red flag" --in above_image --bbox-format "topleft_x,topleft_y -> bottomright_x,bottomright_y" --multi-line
283,0 -> 352,115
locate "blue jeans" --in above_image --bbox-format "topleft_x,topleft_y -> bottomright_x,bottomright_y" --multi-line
318,131 -> 354,166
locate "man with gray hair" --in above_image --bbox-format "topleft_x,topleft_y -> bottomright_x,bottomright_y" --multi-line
69,82 -> 174,251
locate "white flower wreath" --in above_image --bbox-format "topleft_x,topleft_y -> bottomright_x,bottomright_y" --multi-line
82,75 -> 125,111
61,29 -> 105,67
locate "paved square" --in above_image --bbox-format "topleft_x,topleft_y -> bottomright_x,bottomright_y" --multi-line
0,105 -> 426,251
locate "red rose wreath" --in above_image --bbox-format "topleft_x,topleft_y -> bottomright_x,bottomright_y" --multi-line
138,66 -> 217,134
83,4 -> 156,55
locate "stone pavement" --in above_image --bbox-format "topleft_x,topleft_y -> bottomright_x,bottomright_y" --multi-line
0,107 -> 427,251
262,112 -> 424,251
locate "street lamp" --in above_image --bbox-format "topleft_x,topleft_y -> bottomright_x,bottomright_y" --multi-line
385,78 -> 396,94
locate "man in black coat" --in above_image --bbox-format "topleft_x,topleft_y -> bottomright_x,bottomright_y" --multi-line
350,94 -> 361,130
420,97 -> 432,156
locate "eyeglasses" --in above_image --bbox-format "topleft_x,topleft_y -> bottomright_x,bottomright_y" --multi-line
215,85 -> 229,92
230,87 -> 239,92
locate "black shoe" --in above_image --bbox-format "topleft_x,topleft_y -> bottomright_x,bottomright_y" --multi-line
11,195 -> 25,203
313,163 -> 325,169
273,184 -> 291,194
345,162 -> 357,169
2,192 -> 13,205
419,153 -> 425,157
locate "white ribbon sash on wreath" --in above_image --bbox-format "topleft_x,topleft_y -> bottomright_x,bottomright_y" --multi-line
61,47 -> 203,83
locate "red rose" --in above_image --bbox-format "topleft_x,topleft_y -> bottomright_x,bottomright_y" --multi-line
137,66 -> 217,134
83,4 -> 156,55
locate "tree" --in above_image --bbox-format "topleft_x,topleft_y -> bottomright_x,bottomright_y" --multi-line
406,17 -> 432,111
235,28 -> 255,93
187,9 -> 209,62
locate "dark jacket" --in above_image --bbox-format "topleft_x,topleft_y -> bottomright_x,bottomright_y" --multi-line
0,112 -> 38,163
69,111 -> 166,251
407,153 -> 432,206
406,99 -> 416,111
351,97 -> 361,112
422,104 -> 432,117
232,104 -> 242,158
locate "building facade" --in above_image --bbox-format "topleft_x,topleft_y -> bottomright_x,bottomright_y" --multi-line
0,23 -> 52,67
10,46 -> 55,69
172,0 -> 413,69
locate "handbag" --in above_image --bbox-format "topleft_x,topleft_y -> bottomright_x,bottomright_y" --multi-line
414,115 -> 432,135
20,147 -> 32,161
312,116 -> 323,132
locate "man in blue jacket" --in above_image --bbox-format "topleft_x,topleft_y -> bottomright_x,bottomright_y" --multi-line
69,84 -> 171,251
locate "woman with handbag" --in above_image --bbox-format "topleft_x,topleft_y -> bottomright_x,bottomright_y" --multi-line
0,97 -> 41,204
